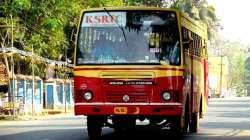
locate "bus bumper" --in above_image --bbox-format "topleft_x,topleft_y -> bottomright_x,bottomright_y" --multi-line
74,102 -> 182,116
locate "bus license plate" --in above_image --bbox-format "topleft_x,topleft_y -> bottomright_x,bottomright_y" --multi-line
114,107 -> 127,114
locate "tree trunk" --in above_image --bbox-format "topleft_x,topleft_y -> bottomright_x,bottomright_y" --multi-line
1,43 -> 11,77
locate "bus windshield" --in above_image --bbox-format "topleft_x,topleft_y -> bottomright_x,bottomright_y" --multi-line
76,10 -> 180,65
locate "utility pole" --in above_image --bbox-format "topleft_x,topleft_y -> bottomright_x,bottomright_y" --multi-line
0,23 -> 24,79
10,14 -> 16,120
219,55 -> 223,97
1,14 -> 17,120
32,45 -> 35,116
0,44 -> 10,78
64,79 -> 67,114
64,47 -> 68,114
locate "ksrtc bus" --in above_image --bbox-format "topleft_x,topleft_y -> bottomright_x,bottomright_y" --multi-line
74,7 -> 208,139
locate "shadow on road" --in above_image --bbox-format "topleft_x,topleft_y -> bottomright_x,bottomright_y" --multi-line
0,127 -> 183,140
101,128 -> 183,140
0,128 -> 86,140
1,127 -> 250,140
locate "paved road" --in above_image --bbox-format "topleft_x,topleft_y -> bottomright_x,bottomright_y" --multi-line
1,97 -> 250,140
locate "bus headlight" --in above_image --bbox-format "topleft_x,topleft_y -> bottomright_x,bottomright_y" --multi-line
162,92 -> 171,101
84,92 -> 93,101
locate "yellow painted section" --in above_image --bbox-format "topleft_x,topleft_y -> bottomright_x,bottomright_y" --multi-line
74,69 -> 183,78
81,6 -> 180,13
192,57 -> 208,117
74,65 -> 184,69
180,13 -> 207,38
181,7 -> 208,116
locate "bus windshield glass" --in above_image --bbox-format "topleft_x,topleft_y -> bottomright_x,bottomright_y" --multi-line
76,10 -> 180,65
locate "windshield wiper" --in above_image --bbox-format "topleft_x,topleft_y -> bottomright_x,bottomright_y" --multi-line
103,8 -> 128,46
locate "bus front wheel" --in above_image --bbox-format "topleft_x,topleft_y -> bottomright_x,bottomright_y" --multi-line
170,116 -> 182,139
113,116 -> 136,134
87,116 -> 104,139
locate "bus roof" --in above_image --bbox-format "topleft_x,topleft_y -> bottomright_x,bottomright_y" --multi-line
81,6 -> 179,13
180,12 -> 207,38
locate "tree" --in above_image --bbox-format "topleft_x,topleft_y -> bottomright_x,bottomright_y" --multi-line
170,0 -> 219,40
83,0 -> 124,7
1,0 -> 218,78
0,0 -> 124,78
221,41 -> 247,96
127,0 -> 165,6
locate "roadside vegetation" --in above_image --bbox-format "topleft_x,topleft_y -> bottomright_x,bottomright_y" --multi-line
1,0 -> 248,96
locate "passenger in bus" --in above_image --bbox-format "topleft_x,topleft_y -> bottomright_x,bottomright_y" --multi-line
113,37 -> 127,62
92,34 -> 116,63
126,32 -> 154,62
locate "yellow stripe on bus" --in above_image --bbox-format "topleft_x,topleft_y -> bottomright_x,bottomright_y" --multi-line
74,70 -> 183,78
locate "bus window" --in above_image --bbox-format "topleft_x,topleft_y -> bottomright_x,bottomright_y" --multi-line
76,11 -> 181,65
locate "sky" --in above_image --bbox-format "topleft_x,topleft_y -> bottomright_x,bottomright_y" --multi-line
208,0 -> 250,44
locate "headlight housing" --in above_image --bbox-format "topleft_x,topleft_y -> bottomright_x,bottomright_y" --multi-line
162,92 -> 171,101
83,92 -> 93,101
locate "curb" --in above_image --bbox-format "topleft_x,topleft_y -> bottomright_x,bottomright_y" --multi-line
0,113 -> 85,125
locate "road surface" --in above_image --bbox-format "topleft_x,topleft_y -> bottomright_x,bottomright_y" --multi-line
1,97 -> 250,140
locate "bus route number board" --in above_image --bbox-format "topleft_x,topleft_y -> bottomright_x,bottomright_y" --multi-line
114,107 -> 127,114
82,12 -> 126,27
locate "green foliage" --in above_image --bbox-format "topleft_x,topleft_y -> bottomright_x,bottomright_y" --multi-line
42,18 -> 60,31
12,0 -> 30,11
127,0 -> 164,6
170,0 -> 218,40
0,0 -> 126,78
0,0 -> 218,78
82,0 -> 124,8
222,41 -> 247,96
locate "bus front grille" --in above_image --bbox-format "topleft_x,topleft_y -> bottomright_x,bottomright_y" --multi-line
105,92 -> 149,103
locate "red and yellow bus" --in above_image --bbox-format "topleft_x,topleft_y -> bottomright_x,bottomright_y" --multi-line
74,7 -> 208,139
